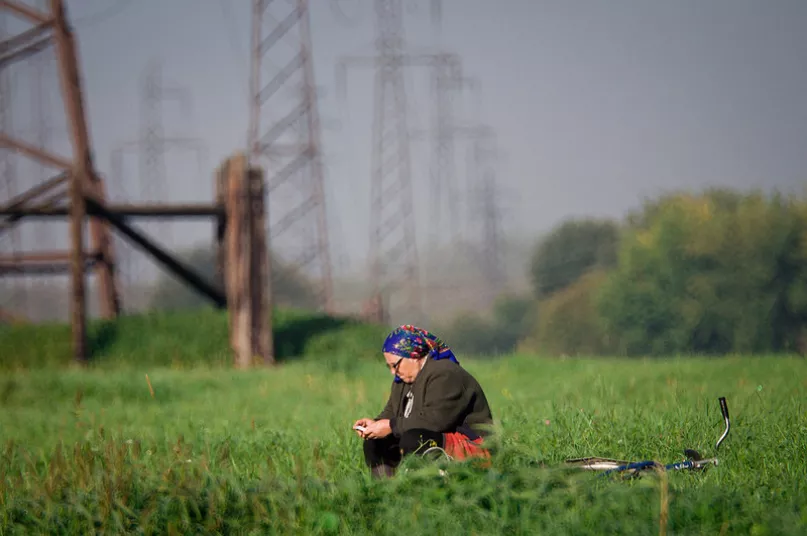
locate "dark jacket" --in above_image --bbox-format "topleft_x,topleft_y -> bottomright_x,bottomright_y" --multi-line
375,358 -> 494,439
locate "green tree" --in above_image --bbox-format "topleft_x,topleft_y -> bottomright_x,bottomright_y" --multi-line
491,294 -> 534,349
438,295 -> 536,357
439,312 -> 501,356
530,218 -> 620,299
522,270 -> 612,356
148,246 -> 319,312
598,190 -> 807,356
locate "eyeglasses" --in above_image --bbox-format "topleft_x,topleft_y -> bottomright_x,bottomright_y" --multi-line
388,356 -> 403,374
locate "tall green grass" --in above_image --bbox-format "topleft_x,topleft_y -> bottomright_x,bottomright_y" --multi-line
1,342 -> 806,534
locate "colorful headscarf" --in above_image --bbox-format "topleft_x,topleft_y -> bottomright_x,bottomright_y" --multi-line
382,325 -> 459,383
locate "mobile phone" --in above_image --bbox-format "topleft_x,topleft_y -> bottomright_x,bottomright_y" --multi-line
353,425 -> 367,433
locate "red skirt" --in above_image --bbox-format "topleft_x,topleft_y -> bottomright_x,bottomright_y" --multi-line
442,432 -> 491,465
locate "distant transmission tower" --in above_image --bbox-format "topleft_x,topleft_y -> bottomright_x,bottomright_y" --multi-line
109,149 -> 136,298
428,53 -> 462,246
111,59 -> 206,306
140,59 -> 172,251
367,0 -> 422,318
423,0 -> 464,248
249,0 -> 334,313
337,0 -> 436,320
467,126 -> 504,305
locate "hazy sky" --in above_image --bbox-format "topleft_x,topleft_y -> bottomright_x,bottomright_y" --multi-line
5,0 -> 807,277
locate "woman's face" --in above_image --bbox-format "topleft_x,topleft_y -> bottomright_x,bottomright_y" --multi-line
384,352 -> 423,383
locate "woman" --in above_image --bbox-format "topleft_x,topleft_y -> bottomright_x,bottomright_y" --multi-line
353,325 -> 494,478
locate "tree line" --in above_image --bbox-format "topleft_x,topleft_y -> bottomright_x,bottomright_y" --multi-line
150,186 -> 807,357
441,187 -> 807,357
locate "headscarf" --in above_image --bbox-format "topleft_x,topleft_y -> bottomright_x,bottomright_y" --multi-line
382,325 -> 459,383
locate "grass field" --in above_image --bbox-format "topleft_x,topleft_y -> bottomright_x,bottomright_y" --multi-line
1,312 -> 806,534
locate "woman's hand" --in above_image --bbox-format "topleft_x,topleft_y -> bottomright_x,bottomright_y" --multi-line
363,419 -> 392,439
353,418 -> 374,438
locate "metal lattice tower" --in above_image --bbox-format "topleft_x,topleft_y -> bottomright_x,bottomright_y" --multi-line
335,0 -> 456,320
109,148 -> 136,297
111,59 -> 205,306
428,53 -> 462,247
28,0 -> 54,317
467,126 -> 504,305
249,0 -> 334,313
430,72 -> 485,247
0,10 -> 22,314
424,0 -> 462,248
409,58 -> 478,300
139,60 -> 174,281
0,0 -> 123,350
0,2 -> 54,319
364,0 -> 423,318
141,60 -> 169,229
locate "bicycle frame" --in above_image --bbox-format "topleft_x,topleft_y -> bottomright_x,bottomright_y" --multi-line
566,396 -> 731,476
